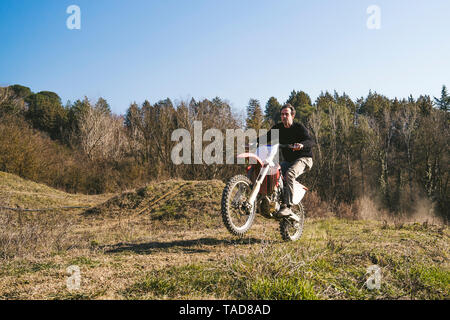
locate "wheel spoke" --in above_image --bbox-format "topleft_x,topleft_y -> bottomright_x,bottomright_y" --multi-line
222,175 -> 256,236
280,203 -> 305,241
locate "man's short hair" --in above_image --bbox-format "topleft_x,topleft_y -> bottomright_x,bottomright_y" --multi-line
280,103 -> 296,116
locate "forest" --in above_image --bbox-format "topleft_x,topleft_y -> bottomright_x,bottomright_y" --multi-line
0,84 -> 448,220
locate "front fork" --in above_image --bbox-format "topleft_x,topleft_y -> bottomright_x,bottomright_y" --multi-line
245,164 -> 270,212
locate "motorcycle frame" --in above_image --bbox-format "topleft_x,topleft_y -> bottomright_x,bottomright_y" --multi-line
237,144 -> 282,211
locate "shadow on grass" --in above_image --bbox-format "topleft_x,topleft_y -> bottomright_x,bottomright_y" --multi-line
103,237 -> 269,255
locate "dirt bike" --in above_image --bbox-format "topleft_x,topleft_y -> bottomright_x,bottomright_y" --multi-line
221,144 -> 308,241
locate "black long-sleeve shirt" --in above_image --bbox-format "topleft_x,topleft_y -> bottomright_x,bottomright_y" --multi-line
259,122 -> 315,162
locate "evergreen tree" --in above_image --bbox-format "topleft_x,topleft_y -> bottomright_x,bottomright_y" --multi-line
211,97 -> 234,122
95,97 -> 111,114
0,85 -> 31,117
315,91 -> 336,114
246,98 -> 264,130
264,97 -> 281,125
25,91 -> 67,140
124,102 -> 142,129
434,85 -> 450,112
417,95 -> 433,115
68,97 -> 91,132
9,84 -> 32,99
286,90 -> 314,123
334,91 -> 356,114
357,91 -> 391,118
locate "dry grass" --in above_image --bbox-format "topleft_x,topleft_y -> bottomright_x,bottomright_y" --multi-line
0,171 -> 111,209
0,173 -> 448,300
0,209 -> 82,259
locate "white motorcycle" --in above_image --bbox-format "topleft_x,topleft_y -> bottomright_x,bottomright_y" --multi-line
221,144 -> 308,241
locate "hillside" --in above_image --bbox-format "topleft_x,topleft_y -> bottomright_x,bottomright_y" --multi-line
0,171 -> 110,210
0,172 -> 448,300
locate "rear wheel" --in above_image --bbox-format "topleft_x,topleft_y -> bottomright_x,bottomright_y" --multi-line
221,175 -> 256,237
279,203 -> 305,241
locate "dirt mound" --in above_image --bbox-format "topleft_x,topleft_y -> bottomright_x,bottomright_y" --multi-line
0,171 -> 109,210
83,179 -> 225,220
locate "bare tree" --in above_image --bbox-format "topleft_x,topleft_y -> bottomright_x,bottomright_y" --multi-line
398,103 -> 419,195
327,104 -> 339,201
78,105 -> 125,161
0,87 -> 9,105
337,104 -> 355,201
366,107 -> 396,208
308,108 -> 323,191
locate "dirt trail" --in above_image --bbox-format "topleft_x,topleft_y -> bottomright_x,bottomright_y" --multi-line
87,217 -> 282,299
1,175 -> 448,300
0,204 -> 282,299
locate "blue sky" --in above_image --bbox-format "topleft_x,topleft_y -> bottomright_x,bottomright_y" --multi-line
1,0 -> 449,114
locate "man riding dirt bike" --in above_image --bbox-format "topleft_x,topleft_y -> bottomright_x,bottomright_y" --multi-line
268,103 -> 314,218
221,103 -> 314,241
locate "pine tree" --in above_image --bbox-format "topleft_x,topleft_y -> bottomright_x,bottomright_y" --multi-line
25,91 -> 67,140
434,85 -> 450,112
264,97 -> 281,125
286,90 -> 314,123
95,97 -> 111,114
246,98 -> 264,130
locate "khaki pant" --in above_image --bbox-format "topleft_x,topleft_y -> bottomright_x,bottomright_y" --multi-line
280,157 -> 313,206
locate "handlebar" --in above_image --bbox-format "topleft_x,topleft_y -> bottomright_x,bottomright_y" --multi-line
245,143 -> 302,153
248,143 -> 297,148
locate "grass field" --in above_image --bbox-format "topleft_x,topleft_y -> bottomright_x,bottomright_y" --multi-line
0,171 -> 448,300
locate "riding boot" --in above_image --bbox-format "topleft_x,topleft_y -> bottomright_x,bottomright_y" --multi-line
275,204 -> 293,218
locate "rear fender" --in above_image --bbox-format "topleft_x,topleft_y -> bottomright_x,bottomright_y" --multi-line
292,181 -> 308,204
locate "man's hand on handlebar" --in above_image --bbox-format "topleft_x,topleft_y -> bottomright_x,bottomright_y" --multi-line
246,143 -> 303,152
279,143 -> 304,151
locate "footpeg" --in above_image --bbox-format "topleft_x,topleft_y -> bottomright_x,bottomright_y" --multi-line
288,213 -> 300,222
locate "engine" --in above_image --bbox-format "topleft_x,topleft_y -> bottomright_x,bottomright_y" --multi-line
259,183 -> 282,218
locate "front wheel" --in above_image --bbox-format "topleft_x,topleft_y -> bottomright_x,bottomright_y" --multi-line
221,175 -> 256,237
279,203 -> 305,241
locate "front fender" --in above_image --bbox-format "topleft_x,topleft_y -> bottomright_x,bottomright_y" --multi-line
237,153 -> 264,166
